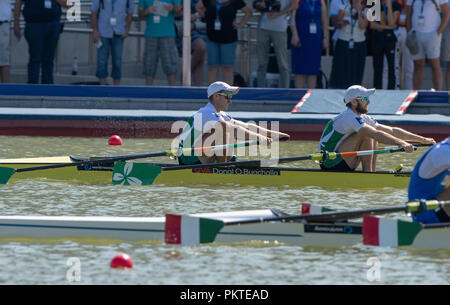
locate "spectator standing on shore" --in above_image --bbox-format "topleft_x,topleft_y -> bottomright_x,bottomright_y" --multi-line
329,0 -> 368,89
0,0 -> 11,83
395,0 -> 414,89
330,0 -> 349,52
406,0 -> 448,90
441,8 -> 450,90
290,0 -> 328,88
14,0 -> 68,84
175,0 -> 207,86
91,0 -> 133,86
370,0 -> 401,89
139,0 -> 181,86
196,0 -> 252,85
253,0 -> 297,88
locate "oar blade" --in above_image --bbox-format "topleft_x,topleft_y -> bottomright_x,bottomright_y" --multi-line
0,167 -> 16,184
362,215 -> 423,247
165,214 -> 224,245
112,162 -> 162,185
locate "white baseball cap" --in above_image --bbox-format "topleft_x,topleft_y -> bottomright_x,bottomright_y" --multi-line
344,85 -> 376,104
207,81 -> 239,98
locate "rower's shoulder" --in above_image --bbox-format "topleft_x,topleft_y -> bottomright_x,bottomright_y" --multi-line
334,108 -> 356,120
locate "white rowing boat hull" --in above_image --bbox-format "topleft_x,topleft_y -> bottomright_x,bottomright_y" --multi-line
0,210 -> 448,249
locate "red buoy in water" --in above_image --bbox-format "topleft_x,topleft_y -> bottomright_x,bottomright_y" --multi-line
110,253 -> 133,269
108,135 -> 122,146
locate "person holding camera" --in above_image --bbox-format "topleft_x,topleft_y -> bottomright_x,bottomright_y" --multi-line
290,0 -> 328,88
254,0 -> 298,88
329,0 -> 369,89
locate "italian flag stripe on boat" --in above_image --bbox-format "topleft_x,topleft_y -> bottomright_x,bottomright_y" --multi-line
363,215 -> 423,247
165,214 -> 224,244
301,204 -> 333,215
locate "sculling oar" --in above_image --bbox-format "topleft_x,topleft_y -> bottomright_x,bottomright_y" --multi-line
112,146 -> 414,185
164,200 -> 450,245
377,143 -> 434,150
0,140 -> 260,184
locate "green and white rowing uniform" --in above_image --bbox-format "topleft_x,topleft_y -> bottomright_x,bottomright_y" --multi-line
178,102 -> 235,164
318,109 -> 378,168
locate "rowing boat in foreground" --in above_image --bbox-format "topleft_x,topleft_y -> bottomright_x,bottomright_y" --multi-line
0,156 -> 410,189
0,209 -> 447,249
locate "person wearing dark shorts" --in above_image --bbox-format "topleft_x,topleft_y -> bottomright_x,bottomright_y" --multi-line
320,159 -> 354,171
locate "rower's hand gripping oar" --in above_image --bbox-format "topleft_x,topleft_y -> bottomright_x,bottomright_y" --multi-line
114,146 -> 415,186
164,200 -> 450,245
0,140 -> 260,184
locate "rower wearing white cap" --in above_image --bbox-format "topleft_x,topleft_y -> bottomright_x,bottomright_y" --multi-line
318,85 -> 435,172
177,81 -> 290,165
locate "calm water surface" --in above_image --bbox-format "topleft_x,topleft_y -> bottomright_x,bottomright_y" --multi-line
0,136 -> 448,285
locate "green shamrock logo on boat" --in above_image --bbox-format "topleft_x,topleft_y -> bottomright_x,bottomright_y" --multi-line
112,162 -> 162,185
112,162 -> 142,185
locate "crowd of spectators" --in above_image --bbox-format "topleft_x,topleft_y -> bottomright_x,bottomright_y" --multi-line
2,0 -> 449,91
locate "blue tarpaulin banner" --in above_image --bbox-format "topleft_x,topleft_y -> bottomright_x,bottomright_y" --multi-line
290,89 -> 418,115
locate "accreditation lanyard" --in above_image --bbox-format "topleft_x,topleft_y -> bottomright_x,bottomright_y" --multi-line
308,0 -> 318,34
418,0 -> 426,26
215,0 -> 224,30
349,5 -> 358,49
110,0 -> 117,26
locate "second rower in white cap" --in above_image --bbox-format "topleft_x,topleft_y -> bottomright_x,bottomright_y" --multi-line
318,85 -> 435,172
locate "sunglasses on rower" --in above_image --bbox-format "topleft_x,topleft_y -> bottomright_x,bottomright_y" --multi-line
217,92 -> 233,100
356,96 -> 369,102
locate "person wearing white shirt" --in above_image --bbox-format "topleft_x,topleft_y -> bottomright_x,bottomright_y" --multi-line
177,81 -> 290,164
329,0 -> 349,50
406,0 -> 449,90
329,0 -> 369,88
319,85 -> 435,172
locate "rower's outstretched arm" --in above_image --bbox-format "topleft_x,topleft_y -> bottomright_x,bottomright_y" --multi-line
199,121 -> 271,163
225,121 -> 272,144
231,119 -> 290,141
376,124 -> 436,145
358,125 -> 415,152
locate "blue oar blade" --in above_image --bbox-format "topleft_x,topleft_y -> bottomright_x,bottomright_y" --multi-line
0,167 -> 16,184
112,162 -> 162,185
